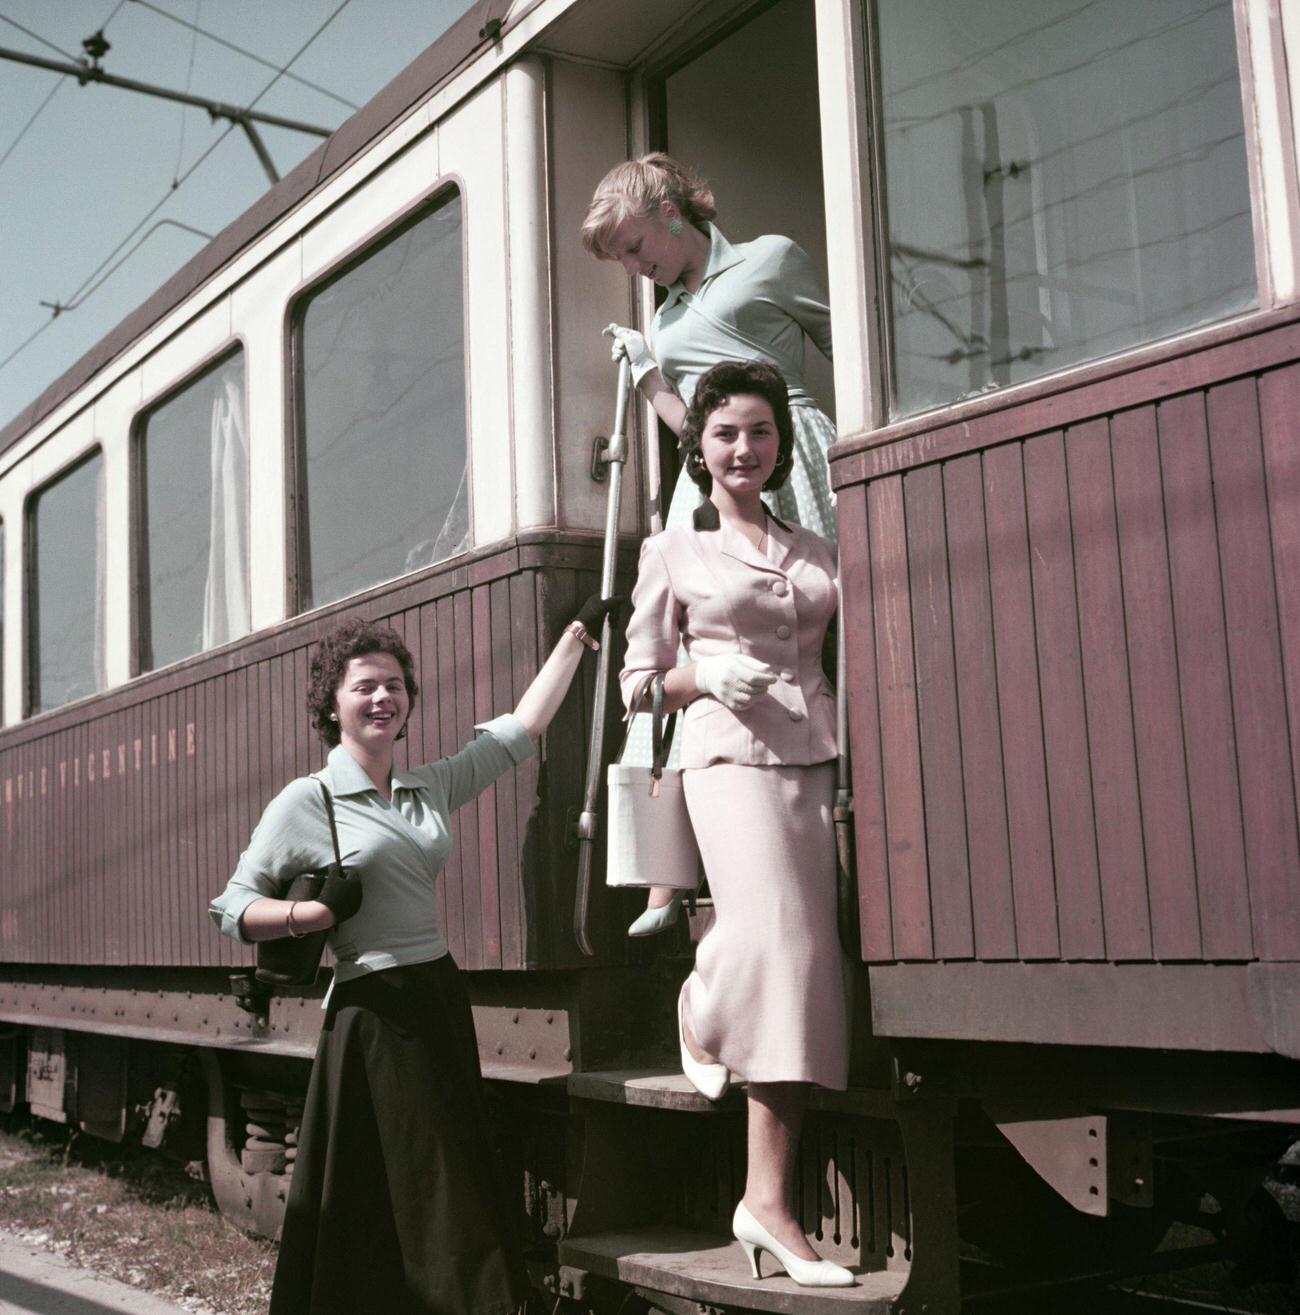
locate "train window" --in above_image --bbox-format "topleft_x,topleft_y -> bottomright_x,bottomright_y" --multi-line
873,0 -> 1256,416
292,190 -> 467,612
134,351 -> 249,672
27,450 -> 106,714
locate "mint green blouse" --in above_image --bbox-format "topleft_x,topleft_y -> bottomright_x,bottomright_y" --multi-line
208,714 -> 533,982
651,224 -> 834,406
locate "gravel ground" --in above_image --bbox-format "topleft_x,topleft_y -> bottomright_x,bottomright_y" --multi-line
0,1114 -> 275,1315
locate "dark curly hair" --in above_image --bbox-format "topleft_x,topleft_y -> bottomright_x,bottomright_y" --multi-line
308,618 -> 419,748
680,360 -> 794,495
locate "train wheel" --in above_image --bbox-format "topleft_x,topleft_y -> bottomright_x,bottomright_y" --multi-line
198,1051 -> 292,1239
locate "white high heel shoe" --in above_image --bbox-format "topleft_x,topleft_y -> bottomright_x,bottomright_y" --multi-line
732,1201 -> 855,1288
678,984 -> 729,1100
628,890 -> 683,937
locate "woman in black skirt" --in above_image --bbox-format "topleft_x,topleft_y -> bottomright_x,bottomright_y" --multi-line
209,598 -> 617,1314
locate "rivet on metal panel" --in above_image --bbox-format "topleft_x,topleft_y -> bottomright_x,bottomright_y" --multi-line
528,1048 -> 537,1060
545,1013 -> 553,1024
563,1047 -> 572,1061
512,1012 -> 520,1024
496,1043 -> 504,1055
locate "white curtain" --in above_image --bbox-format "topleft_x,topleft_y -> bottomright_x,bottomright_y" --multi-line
201,372 -> 250,649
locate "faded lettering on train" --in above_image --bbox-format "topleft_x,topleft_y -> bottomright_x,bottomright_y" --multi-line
1,721 -> 196,827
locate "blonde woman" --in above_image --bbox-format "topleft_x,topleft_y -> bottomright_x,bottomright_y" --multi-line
582,153 -> 837,936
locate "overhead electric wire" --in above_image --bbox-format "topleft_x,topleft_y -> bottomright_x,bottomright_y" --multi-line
0,0 -> 353,379
171,0 -> 201,182
128,0 -> 359,111
243,0 -> 352,113
0,0 -> 126,175
0,72 -> 65,169
0,11 -> 77,60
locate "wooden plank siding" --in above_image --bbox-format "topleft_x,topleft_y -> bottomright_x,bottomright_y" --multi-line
0,540 -> 627,973
833,320 -> 1300,967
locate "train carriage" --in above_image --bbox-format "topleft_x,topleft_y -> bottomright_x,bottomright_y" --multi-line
1,2 -> 1298,1312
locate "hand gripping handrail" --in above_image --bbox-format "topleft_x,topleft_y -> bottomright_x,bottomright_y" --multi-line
573,353 -> 633,956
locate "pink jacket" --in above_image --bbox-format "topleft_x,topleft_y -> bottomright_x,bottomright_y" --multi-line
620,502 -> 838,769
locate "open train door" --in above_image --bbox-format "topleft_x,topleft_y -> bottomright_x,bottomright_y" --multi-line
552,4 -> 962,1313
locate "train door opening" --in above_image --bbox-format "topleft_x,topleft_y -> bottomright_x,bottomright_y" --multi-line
651,0 -> 834,491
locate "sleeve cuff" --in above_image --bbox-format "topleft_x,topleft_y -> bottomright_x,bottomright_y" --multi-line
208,885 -> 264,944
473,712 -> 535,765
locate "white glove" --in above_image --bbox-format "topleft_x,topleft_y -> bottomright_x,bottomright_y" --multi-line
694,654 -> 777,711
604,323 -> 658,386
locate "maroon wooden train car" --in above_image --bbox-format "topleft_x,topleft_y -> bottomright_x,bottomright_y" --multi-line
1,0 -> 1298,1311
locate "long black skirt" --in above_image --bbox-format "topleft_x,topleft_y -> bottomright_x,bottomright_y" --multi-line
270,955 -> 526,1315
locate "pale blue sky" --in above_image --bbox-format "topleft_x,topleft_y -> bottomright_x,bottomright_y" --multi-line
0,0 -> 475,430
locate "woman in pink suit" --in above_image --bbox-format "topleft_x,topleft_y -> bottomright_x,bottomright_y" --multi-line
620,360 -> 852,1288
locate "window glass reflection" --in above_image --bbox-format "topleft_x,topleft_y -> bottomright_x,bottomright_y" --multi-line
876,0 -> 1255,415
138,351 -> 249,671
297,192 -> 468,611
30,453 -> 105,713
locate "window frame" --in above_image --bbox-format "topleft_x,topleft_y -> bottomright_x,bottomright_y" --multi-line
24,445 -> 106,718
129,341 -> 250,678
284,181 -> 469,617
868,0 -> 1266,421
817,0 -> 1294,433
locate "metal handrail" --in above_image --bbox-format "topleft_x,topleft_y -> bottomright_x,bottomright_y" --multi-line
573,355 -> 633,955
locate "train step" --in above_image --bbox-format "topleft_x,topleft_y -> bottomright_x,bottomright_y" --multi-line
559,1227 -> 907,1314
560,1069 -> 962,1314
566,1069 -> 909,1119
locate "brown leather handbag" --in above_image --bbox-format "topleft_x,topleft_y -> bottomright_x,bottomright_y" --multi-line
254,779 -> 348,988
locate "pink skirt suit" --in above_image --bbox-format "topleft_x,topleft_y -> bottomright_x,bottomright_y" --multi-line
621,501 -> 849,1089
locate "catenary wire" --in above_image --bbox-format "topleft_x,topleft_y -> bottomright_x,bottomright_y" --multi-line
171,0 -> 201,182
128,0 -> 359,110
0,0 -> 127,177
0,11 -> 78,60
0,73 -> 65,170
0,0 -> 352,378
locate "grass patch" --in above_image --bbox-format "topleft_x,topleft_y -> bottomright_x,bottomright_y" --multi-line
0,1112 -> 276,1315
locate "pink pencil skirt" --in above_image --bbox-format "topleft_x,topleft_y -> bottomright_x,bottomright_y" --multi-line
681,761 -> 849,1089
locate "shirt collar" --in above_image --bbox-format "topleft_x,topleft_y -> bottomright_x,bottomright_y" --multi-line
692,499 -> 791,533
323,744 -> 421,797
661,224 -> 745,313
322,744 -> 375,797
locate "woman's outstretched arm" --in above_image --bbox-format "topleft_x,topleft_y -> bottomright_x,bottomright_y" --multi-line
513,595 -> 624,739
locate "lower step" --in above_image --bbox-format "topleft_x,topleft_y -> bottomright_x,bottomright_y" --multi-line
560,1227 -> 907,1315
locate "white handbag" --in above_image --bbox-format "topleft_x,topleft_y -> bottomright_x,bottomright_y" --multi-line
606,673 -> 702,891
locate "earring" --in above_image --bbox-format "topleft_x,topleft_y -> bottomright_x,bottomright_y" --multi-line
329,713 -> 338,721
774,452 -> 788,468
687,450 -> 704,469
668,217 -> 684,237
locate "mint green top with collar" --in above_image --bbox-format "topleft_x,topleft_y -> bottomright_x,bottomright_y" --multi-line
651,223 -> 833,407
208,714 -> 534,982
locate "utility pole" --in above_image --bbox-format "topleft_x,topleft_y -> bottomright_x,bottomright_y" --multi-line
0,30 -> 333,184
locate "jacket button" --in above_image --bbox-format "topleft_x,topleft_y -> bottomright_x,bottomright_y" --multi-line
771,580 -> 788,596
788,707 -> 804,721
776,624 -> 792,640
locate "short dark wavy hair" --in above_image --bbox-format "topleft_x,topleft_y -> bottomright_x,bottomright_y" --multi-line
308,618 -> 419,748
680,360 -> 794,495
